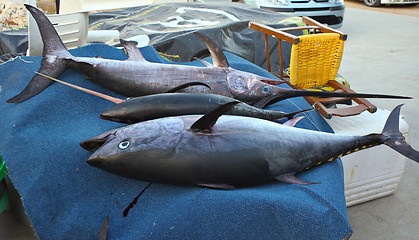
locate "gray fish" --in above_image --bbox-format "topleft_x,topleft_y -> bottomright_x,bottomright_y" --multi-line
34,72 -> 308,124
100,92 -> 310,124
7,5 -> 412,105
81,104 -> 419,189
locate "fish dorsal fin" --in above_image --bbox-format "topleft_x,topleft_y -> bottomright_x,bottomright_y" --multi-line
193,57 -> 215,67
120,39 -> 147,62
189,101 -> 239,133
166,82 -> 212,93
194,32 -> 229,68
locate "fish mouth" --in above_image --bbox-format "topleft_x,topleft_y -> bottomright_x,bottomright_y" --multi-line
80,138 -> 107,152
86,154 -> 103,167
99,113 -> 130,124
80,132 -> 116,152
99,113 -> 115,122
99,106 -> 136,124
81,131 -> 120,170
81,133 -> 117,168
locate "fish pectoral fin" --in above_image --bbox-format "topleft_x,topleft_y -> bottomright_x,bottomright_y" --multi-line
120,39 -> 147,62
165,82 -> 211,93
252,95 -> 280,109
189,101 -> 239,132
197,183 -> 236,190
275,174 -> 320,185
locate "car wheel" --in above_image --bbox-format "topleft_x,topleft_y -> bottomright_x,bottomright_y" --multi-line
363,0 -> 382,7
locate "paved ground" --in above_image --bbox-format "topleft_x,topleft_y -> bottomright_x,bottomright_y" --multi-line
338,4 -> 419,240
345,0 -> 419,17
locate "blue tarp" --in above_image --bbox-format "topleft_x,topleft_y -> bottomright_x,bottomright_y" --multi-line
0,44 -> 352,239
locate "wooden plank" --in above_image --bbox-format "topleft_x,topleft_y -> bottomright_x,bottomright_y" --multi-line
302,17 -> 348,40
249,22 -> 299,44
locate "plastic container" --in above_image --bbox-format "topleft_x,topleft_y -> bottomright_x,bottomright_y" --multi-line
326,108 -> 408,207
28,10 -> 89,56
0,154 -> 9,214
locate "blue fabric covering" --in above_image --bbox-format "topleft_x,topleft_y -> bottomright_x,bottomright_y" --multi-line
0,44 -> 352,239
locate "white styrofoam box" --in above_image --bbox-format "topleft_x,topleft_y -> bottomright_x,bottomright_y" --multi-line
326,108 -> 409,207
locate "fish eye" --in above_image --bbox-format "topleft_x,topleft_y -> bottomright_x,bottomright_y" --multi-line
118,140 -> 130,150
262,86 -> 271,93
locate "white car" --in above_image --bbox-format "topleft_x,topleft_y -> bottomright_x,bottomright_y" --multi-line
244,0 -> 345,29
362,0 -> 419,7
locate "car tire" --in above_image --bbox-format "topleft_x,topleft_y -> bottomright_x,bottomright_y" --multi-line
363,0 -> 382,7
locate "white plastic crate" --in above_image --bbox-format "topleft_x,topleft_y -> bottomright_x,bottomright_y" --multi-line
326,108 -> 408,207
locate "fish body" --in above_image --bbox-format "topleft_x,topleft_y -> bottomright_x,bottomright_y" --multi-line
6,5 -> 278,104
7,5 -> 412,104
100,93 -> 305,124
82,105 -> 418,189
69,56 -> 231,97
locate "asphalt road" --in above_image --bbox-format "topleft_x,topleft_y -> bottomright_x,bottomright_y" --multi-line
345,0 -> 419,17
338,4 -> 419,240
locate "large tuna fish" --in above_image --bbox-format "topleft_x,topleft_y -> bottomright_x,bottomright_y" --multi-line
81,104 -> 419,189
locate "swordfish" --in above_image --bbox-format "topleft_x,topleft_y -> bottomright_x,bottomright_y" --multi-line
81,104 -> 419,189
34,72 -> 309,124
7,5 -> 412,104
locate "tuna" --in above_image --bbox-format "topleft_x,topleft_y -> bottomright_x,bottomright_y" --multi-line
81,104 -> 419,189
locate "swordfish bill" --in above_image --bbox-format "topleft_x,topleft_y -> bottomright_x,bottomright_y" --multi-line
7,5 -> 412,104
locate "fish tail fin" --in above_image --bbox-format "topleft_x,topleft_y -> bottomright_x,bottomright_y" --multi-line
6,61 -> 69,103
7,4 -> 72,103
381,104 -> 419,163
